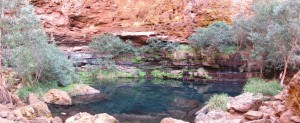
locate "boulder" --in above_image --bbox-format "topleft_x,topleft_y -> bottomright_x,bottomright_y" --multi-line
273,103 -> 287,116
43,89 -> 72,105
65,112 -> 119,123
278,110 -> 293,123
160,117 -> 189,123
291,116 -> 300,123
0,117 -> 14,123
243,111 -> 263,120
0,111 -> 9,118
16,99 -> 52,120
94,113 -> 119,123
28,93 -> 41,104
69,84 -> 100,96
227,93 -> 262,113
51,116 -> 63,123
31,117 -> 49,123
273,92 -> 285,101
194,110 -> 241,123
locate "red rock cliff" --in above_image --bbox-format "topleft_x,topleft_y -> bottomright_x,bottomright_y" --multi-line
31,0 -> 252,45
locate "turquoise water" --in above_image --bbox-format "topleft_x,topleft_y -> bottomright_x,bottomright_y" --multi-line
49,79 -> 244,123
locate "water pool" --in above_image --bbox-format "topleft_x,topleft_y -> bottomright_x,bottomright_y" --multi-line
49,79 -> 244,123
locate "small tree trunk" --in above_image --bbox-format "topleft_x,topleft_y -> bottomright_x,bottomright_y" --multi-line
280,59 -> 288,86
259,59 -> 263,78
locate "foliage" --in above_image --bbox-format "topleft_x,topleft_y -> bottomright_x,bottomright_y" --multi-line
97,69 -> 146,79
131,56 -> 144,64
1,0 -> 77,86
89,33 -> 137,58
178,44 -> 194,52
243,78 -> 283,96
151,70 -> 165,78
142,38 -> 179,54
151,70 -> 183,79
232,0 -> 300,81
188,21 -> 235,54
93,58 -> 116,70
205,94 -> 230,111
18,81 -> 77,99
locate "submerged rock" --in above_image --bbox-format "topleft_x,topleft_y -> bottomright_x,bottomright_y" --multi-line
160,117 -> 189,123
69,84 -> 100,96
72,93 -> 108,104
65,112 -> 119,123
172,98 -> 199,111
43,89 -> 72,105
227,92 -> 262,113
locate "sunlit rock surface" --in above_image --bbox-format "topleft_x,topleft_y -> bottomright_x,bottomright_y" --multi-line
286,71 -> 300,115
30,0 -> 252,45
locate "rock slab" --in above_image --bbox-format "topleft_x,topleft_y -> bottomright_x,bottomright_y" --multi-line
43,89 -> 72,105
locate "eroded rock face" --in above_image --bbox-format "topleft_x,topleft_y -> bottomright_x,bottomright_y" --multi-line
43,89 -> 72,105
286,71 -> 300,115
30,0 -> 252,45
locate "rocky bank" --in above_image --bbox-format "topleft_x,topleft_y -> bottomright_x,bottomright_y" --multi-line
192,71 -> 300,123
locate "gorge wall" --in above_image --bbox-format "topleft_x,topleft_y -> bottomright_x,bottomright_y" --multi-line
31,0 -> 252,45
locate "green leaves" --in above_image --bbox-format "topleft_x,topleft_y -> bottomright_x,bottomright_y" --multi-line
2,0 -> 77,86
188,21 -> 234,54
89,33 -> 137,57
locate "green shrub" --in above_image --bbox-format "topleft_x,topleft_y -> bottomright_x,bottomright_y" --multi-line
97,69 -> 146,79
188,21 -> 235,54
243,78 -> 283,96
89,33 -> 137,58
18,82 -> 77,99
142,38 -> 178,54
151,70 -> 165,78
131,56 -> 144,64
136,70 -> 146,77
205,94 -> 230,111
151,70 -> 183,79
2,1 -> 77,86
18,82 -> 57,99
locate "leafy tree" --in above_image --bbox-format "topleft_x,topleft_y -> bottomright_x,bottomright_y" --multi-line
188,21 -> 234,56
247,0 -> 278,77
0,0 -> 11,103
142,38 -> 178,54
266,0 -> 300,85
233,0 -> 300,84
0,0 -> 77,86
89,33 -> 137,69
89,33 -> 136,58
